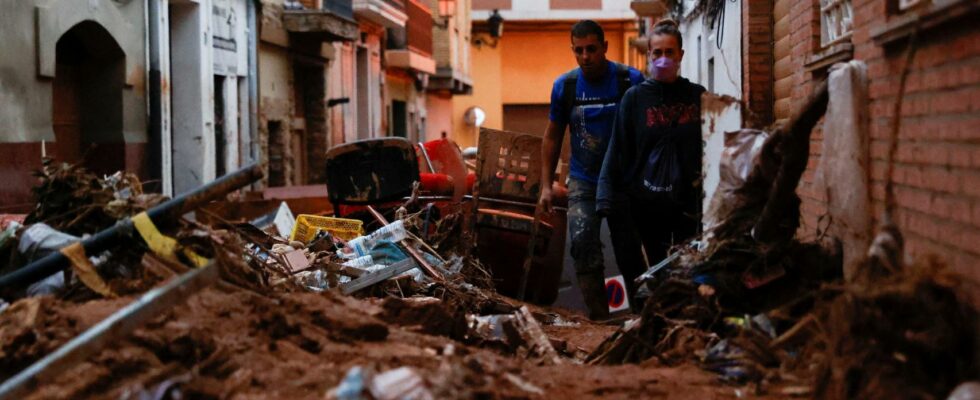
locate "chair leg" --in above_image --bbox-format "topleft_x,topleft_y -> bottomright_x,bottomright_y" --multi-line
516,214 -> 541,301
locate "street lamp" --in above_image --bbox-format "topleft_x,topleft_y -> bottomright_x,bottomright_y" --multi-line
435,0 -> 456,29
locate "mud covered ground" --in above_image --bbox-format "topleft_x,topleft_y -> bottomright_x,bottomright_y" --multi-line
0,281 -> 778,400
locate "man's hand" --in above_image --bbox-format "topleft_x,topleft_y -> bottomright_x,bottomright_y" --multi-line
537,186 -> 553,215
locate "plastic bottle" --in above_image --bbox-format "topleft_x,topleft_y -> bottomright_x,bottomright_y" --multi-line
342,220 -> 408,258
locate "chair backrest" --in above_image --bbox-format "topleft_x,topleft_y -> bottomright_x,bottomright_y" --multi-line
324,137 -> 420,206
475,128 -> 543,203
421,138 -> 468,201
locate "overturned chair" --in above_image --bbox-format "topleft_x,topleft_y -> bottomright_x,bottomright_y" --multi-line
470,128 -> 566,303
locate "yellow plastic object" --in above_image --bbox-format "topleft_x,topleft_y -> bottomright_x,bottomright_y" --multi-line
290,214 -> 364,242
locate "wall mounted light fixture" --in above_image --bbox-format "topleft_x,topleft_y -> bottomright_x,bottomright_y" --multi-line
472,9 -> 504,48
434,0 -> 456,29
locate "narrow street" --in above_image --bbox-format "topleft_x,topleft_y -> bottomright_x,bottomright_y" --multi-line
1,0 -> 979,399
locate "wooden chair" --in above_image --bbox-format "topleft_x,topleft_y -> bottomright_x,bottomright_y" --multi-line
471,128 -> 553,300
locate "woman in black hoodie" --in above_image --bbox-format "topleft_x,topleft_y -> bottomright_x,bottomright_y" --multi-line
597,19 -> 706,263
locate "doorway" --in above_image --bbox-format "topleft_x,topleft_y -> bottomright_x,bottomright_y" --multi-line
391,100 -> 407,138
51,21 -> 125,176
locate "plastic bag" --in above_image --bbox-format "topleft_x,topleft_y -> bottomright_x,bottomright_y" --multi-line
703,129 -> 768,237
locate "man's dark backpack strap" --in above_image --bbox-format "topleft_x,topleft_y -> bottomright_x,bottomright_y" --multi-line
560,69 -> 579,121
560,64 -> 633,119
614,62 -> 632,101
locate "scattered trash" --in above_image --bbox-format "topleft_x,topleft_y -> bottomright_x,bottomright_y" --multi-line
281,249 -> 310,273
291,214 -> 364,243
341,220 -> 409,259
330,366 -> 371,400
271,201 -> 295,239
503,372 -> 544,395
0,142 -> 975,400
370,367 -> 433,400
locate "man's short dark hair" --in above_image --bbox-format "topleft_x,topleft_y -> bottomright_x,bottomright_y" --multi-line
571,20 -> 604,43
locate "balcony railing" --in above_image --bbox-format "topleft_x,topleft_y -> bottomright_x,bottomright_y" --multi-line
353,0 -> 407,28
405,0 -> 433,57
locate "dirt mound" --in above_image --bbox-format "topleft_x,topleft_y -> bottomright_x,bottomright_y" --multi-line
810,257 -> 980,399
0,295 -> 130,380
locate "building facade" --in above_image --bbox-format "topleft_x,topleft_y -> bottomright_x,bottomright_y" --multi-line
778,0 -> 980,278
0,0 -> 473,209
452,0 -> 643,148
425,0 -> 474,142
151,0 -> 260,195
0,0 -> 150,207
0,0 -> 261,203
258,0 -> 357,186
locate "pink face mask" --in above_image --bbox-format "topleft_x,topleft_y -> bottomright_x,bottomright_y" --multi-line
649,56 -> 679,81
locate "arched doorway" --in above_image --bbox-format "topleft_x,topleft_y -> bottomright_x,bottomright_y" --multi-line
52,21 -> 125,176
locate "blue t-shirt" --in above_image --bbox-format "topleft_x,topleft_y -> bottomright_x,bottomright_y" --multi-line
550,61 -> 644,183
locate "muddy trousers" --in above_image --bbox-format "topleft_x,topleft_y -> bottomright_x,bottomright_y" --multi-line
567,179 -> 646,319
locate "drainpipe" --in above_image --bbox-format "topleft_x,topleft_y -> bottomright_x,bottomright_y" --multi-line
147,0 -> 164,193
247,0 -> 260,172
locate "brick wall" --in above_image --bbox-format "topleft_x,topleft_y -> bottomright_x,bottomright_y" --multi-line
776,0 -> 980,279
741,0 -> 774,128
783,0 -> 826,240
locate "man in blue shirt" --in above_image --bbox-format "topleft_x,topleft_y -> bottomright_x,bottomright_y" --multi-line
538,20 -> 645,320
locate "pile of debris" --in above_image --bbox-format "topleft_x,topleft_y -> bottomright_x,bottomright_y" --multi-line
3,86 -> 979,399
0,161 -> 627,399
586,81 -> 980,398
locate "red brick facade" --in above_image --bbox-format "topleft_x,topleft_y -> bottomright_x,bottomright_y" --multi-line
746,0 -> 980,278
741,0 -> 774,128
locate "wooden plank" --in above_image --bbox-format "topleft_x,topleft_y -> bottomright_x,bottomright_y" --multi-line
512,306 -> 562,365
0,264 -> 219,400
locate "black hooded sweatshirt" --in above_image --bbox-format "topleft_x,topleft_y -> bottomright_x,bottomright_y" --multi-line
597,77 -> 706,215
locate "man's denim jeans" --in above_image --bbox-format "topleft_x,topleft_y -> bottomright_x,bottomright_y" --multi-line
567,179 -> 646,294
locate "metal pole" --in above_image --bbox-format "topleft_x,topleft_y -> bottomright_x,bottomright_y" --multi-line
0,264 -> 218,400
0,164 -> 264,290
417,141 -> 435,173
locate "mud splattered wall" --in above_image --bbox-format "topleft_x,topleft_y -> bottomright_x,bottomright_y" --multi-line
0,0 -> 148,209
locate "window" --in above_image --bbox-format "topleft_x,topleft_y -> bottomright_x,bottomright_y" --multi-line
819,0 -> 853,47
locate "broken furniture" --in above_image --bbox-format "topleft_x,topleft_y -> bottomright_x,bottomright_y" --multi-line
417,138 -> 470,202
324,137 -> 421,220
0,164 -> 264,290
470,128 -> 565,304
